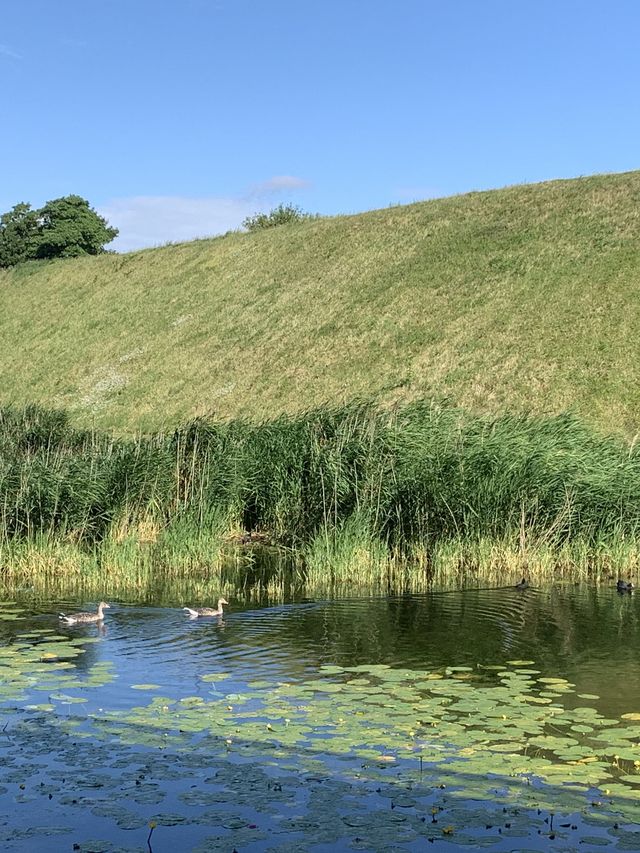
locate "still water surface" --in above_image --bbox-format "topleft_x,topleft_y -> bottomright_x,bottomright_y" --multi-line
1,583 -> 639,851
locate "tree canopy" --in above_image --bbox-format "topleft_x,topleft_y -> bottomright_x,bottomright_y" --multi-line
0,203 -> 40,268
0,195 -> 118,267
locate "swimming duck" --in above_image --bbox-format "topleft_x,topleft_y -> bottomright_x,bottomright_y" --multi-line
617,579 -> 634,593
515,577 -> 530,590
183,598 -> 228,618
59,601 -> 110,625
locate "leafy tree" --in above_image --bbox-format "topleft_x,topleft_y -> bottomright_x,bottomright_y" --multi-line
34,195 -> 118,260
242,203 -> 316,232
0,202 -> 40,267
0,195 -> 118,267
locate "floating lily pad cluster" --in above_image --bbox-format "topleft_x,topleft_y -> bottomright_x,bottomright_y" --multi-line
0,605 -> 114,708
37,659 -> 631,849
0,706 -> 626,852
2,602 -> 640,851
95,661 -> 640,800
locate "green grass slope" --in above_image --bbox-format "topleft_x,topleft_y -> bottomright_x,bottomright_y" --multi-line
1,171 -> 639,433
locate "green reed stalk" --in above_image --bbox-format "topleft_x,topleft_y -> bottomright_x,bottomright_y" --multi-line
2,401 -> 640,591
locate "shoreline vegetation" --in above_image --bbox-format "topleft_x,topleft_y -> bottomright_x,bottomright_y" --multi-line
2,402 -> 640,598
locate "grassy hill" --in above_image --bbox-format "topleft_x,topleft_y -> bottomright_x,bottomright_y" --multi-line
1,170 -> 639,434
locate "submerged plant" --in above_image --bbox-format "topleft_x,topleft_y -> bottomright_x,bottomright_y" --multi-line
147,819 -> 156,851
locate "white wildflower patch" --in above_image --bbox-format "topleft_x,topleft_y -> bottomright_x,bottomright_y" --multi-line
211,382 -> 235,399
119,347 -> 147,363
171,314 -> 193,328
77,367 -> 128,412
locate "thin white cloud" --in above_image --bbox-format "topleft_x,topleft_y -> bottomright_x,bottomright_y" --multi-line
246,175 -> 312,198
100,174 -> 312,252
0,44 -> 21,60
99,195 -> 256,252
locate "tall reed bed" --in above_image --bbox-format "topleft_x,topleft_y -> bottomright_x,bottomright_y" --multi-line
1,402 -> 640,591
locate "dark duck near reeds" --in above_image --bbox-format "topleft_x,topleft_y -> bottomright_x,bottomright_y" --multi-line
515,577 -> 530,590
617,579 -> 634,593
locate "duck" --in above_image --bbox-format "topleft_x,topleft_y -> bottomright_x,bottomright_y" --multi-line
617,579 -> 634,593
183,598 -> 228,618
59,601 -> 110,625
515,577 -> 530,591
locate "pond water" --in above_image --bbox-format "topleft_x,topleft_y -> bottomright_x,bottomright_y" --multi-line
1,582 -> 640,852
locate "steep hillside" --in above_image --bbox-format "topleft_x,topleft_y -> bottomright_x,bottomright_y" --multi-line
1,171 -> 639,433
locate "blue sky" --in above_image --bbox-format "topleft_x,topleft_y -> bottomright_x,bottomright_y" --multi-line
2,0 -> 638,251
